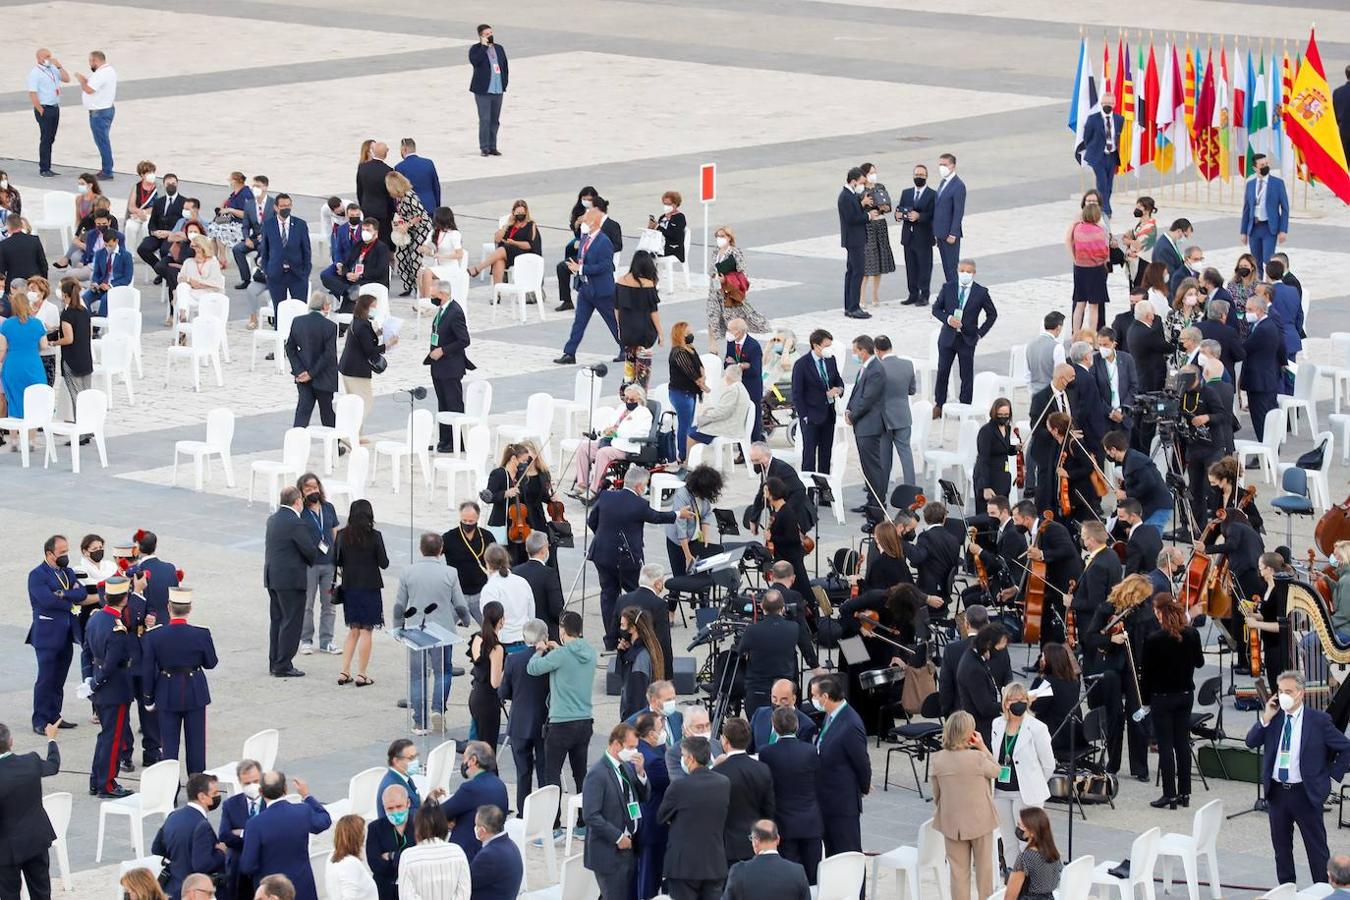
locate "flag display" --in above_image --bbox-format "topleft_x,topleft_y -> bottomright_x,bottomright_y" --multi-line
1282,29 -> 1350,202
1195,52 -> 1220,181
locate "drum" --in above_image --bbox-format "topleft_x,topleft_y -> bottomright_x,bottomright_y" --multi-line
859,666 -> 905,691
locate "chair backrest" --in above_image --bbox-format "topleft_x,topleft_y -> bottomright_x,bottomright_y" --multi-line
524,392 -> 555,434
348,766 -> 387,820
362,284 -> 391,323
815,852 -> 866,899
521,784 -> 561,837
410,409 -> 434,449
1127,827 -> 1160,884
448,268 -> 471,306
1255,886 -> 1296,900
204,408 -> 235,450
141,759 -> 182,814
75,388 -> 109,431
1009,343 -> 1029,382
424,740 -> 457,797
464,424 -> 493,466
241,728 -> 280,772
1280,465 -> 1309,498
281,427 -> 311,472
343,446 -> 371,497
1302,432 -> 1333,474
465,379 -> 492,420
917,818 -> 945,867
106,285 -> 141,312
1195,674 -> 1222,710
331,394 -> 364,442
277,298 -> 307,339
1294,361 -> 1319,402
1058,855 -> 1095,897
740,398 -> 757,441
19,384 -> 55,427
44,191 -> 74,222
970,370 -> 1001,408
194,292 -> 230,322
574,368 -> 604,407
1332,332 -> 1350,367
191,315 -> 222,353
558,852 -> 591,900
101,332 -> 132,369
42,792 -> 72,837
1261,407 -> 1287,452
700,354 -> 724,399
108,307 -> 141,338
910,399 -> 932,451
957,418 -> 981,464
1191,798 -> 1224,848
511,253 -> 545,290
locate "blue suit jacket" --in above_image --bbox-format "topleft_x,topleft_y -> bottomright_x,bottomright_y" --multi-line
758,735 -> 823,839
219,793 -> 265,898
499,649 -> 550,740
240,195 -> 276,244
1240,176 -> 1291,237
838,187 -> 868,249
815,702 -> 870,819
1239,316 -> 1286,393
330,221 -> 362,267
374,768 -> 420,822
239,796 -> 331,900
140,622 -> 217,710
1269,281 -> 1303,358
128,557 -> 178,623
932,175 -> 967,240
152,806 -> 225,899
748,705 -> 817,751
727,334 -> 762,392
26,563 -> 80,650
441,772 -> 510,861
91,246 -> 134,288
585,488 -> 678,569
395,155 -> 442,212
790,352 -> 843,428
932,281 -> 997,349
468,833 -> 524,900
1082,110 -> 1125,169
576,230 -> 615,298
85,607 -> 134,706
259,215 -> 312,281
1246,705 -> 1350,806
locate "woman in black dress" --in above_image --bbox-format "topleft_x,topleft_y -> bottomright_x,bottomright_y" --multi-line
1206,455 -> 1264,534
1030,642 -> 1081,754
467,199 -> 542,286
54,277 -> 93,413
1141,593 -> 1204,808
858,521 -> 913,591
615,251 -> 662,392
766,476 -> 810,596
337,294 -> 396,444
484,443 -> 533,559
334,498 -> 389,687
1245,551 -> 1294,694
468,600 -> 505,751
973,398 -> 1019,506
650,190 -> 687,262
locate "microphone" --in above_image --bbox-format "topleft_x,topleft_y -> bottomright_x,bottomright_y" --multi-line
401,606 -> 419,620
419,603 -> 439,630
396,387 -> 429,401
589,362 -> 609,377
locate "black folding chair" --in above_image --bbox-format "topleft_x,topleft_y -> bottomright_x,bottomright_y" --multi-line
883,691 -> 944,799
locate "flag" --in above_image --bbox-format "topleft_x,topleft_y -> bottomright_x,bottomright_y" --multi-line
1279,51 -> 1297,182
1169,45 -> 1193,171
1119,43 -> 1135,173
1156,43 -> 1176,172
1069,37 -> 1098,167
1135,42 -> 1158,170
1184,44 -> 1198,145
1282,28 -> 1350,203
1247,52 -> 1271,171
1233,48 -> 1248,177
1195,52 -> 1220,180
1113,40 -> 1126,112
1217,48 -> 1231,182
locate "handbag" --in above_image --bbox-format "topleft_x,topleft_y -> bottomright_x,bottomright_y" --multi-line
636,228 -> 665,255
900,660 -> 937,714
1296,437 -> 1328,470
368,353 -> 388,374
331,568 -> 345,606
391,225 -> 411,249
721,270 -> 750,306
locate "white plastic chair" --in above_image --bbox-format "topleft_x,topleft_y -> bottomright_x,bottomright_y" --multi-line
248,427 -> 311,506
1316,332 -> 1350,413
165,316 -> 224,392
1329,413 -> 1350,465
912,327 -> 941,399
1278,361 -> 1320,436
323,766 -> 386,824
33,191 -> 76,247
1054,855 -> 1094,900
311,394 -> 365,474
909,398 -> 932,473
43,792 -> 73,892
1295,886 -> 1336,900
437,379 -> 493,454
700,354 -> 724,403
707,401 -> 757,480
363,282 -> 392,327
803,432 -> 850,526
649,472 -> 683,511
870,818 -> 949,900
172,408 -> 236,490
253,298 -> 307,372
505,785 -> 561,883
1090,826 -> 1161,900
373,408 -> 434,492
811,852 -> 866,900
520,852 -> 597,900
43,388 -> 109,473
327,446 -> 371,506
115,856 -> 165,900
1008,343 -> 1030,397
497,392 -> 556,464
924,418 -> 979,497
92,306 -> 145,377
939,370 -> 1002,441
1276,431 -> 1335,512
656,229 -> 693,291
202,729 -> 280,796
0,383 -> 55,468
1233,408 -> 1286,484
435,424 -> 492,508
92,332 -> 136,406
1256,887 -> 1296,900
423,740 -> 458,798
177,292 -> 231,360
95,759 -> 180,862
553,369 -> 606,438
1158,799 -> 1223,900
493,253 -> 546,324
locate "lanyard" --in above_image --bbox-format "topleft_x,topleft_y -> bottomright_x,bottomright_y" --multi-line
460,527 -> 488,576
1002,730 -> 1018,762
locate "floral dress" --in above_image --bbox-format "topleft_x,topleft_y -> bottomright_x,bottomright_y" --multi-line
706,245 -> 769,340
1226,277 -> 1258,339
393,192 -> 431,292
1164,308 -> 1200,368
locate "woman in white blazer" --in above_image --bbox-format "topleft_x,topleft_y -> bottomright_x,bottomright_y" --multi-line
989,681 -> 1057,873
326,813 -> 380,900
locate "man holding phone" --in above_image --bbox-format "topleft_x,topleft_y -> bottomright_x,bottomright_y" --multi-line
468,24 -> 507,157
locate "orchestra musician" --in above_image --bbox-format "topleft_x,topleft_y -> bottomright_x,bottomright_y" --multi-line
905,503 -> 961,617
1195,507 -> 1265,673
1029,365 -> 1075,514
977,496 -> 1026,603
956,623 -> 1009,745
746,443 -> 813,536
1177,363 -> 1231,533
972,398 -> 1019,504
1011,501 -> 1081,645
853,520 -> 913,592
1103,432 -> 1172,535
1046,412 -> 1099,524
1029,642 -> 1081,756
1073,522 -> 1123,625
839,582 -> 928,737
1080,574 -> 1156,780
764,477 -> 811,598
1116,499 -> 1162,576
1206,456 -> 1264,534
1148,546 -> 1186,598
1244,551 -> 1295,693
1140,593 -> 1204,809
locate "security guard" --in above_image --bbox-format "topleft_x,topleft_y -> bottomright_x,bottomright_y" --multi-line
86,576 -> 135,798
118,563 -> 162,771
142,587 -> 217,775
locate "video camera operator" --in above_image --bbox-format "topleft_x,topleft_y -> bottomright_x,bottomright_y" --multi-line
1176,362 -> 1230,530
738,589 -> 817,717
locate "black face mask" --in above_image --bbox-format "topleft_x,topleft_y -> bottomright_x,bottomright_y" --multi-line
207,794 -> 222,811
1259,165 -> 1271,176
348,216 -> 361,225
1133,208 -> 1144,218
304,492 -> 320,506
753,462 -> 766,474
277,208 -> 291,219
485,35 -> 494,44
1236,266 -> 1252,278
53,554 -> 69,569
684,333 -> 695,346
514,213 -> 526,222
165,185 -> 178,196
624,400 -> 640,411
1009,701 -> 1028,716
1015,826 -> 1028,843
432,296 -> 444,306
913,177 -> 927,188
460,762 -> 470,779
89,549 -> 105,563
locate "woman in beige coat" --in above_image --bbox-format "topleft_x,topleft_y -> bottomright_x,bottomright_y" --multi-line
931,710 -> 1002,900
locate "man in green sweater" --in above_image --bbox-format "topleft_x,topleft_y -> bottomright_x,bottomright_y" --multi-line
526,610 -> 596,835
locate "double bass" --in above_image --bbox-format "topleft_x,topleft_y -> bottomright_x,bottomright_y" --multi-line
1022,511 -> 1054,644
1315,492 -> 1350,557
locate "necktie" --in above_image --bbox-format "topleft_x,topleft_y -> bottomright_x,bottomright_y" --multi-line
249,800 -> 258,818
1257,179 -> 1266,212
958,286 -> 968,309
281,221 -> 288,244
1278,716 -> 1293,782
938,178 -> 947,196
1105,112 -> 1115,152
768,731 -> 779,745
817,357 -> 828,386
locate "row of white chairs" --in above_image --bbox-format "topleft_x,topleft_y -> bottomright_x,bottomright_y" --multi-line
0,383 -> 110,473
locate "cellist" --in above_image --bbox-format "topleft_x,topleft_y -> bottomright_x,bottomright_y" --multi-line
1194,507 -> 1266,674
1012,500 -> 1081,646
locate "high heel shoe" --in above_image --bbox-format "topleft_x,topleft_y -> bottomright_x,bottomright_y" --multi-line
1177,794 -> 1190,808
1149,795 -> 1178,810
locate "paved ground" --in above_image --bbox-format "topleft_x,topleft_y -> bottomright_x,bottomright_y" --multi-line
2,0 -> 1350,896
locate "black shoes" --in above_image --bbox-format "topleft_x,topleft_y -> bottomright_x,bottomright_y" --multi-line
57,720 -> 76,729
554,354 -> 577,365
481,151 -> 491,157
489,150 -> 502,156
612,353 -> 626,362
555,302 -> 574,312
845,310 -> 872,319
98,785 -> 134,799
234,281 -> 250,290
1149,795 -> 1178,810
1177,794 -> 1190,807
272,667 -> 306,678
39,170 -> 57,178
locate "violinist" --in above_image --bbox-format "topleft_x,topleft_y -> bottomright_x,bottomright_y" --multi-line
905,503 -> 961,616
1116,499 -> 1162,576
839,582 -> 926,736
1047,411 -> 1098,523
1206,456 -> 1264,534
1195,507 -> 1265,671
1103,431 -> 1171,534
1012,500 -> 1081,645
1073,522 -> 1123,625
973,397 -> 1019,504
859,520 -> 913,591
485,443 -> 554,565
1148,546 -> 1186,598
1081,574 -> 1155,780
1177,363 -> 1229,531
979,496 -> 1025,602
1244,551 -> 1294,693
1029,364 -> 1075,514
765,476 -> 810,595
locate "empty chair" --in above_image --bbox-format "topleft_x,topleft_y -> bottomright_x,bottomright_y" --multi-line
311,394 -> 365,473
912,327 -> 941,399
1158,798 -> 1223,900
203,729 -> 281,795
253,297 -> 306,372
436,379 -> 493,452
519,852 -> 597,900
553,369 -> 606,437
1255,887 -> 1296,900
870,818 -> 949,900
373,408 -> 434,492
1317,331 -> 1350,413
1054,854 -> 1094,900
323,766 -> 386,823
421,740 -> 458,799
802,432 -> 850,526
1090,826 -> 1160,900
43,792 -> 73,892
1008,343 -> 1030,396
43,387 -> 109,473
172,408 -> 236,491
1278,361 -> 1320,436
1233,408 -> 1286,484
177,292 -> 232,362
811,851 -> 866,900
435,424 -> 492,508
327,446 -> 371,507
249,427 -> 311,506
504,785 -> 560,883
923,417 -> 979,497
0,383 -> 55,468
34,191 -> 77,248
493,253 -> 547,323
497,392 -> 555,463
165,316 -> 224,392
96,306 -> 144,377
938,370 -> 1002,440
91,331 -> 136,406
96,759 -> 181,862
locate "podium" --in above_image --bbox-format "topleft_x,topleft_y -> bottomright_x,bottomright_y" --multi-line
393,622 -> 464,735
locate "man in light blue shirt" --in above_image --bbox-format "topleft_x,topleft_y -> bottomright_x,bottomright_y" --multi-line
26,49 -> 69,177
468,24 -> 508,156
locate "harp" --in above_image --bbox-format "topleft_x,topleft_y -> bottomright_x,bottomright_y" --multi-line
1283,579 -> 1350,729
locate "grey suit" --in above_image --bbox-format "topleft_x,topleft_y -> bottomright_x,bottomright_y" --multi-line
582,754 -> 648,900
878,354 -> 917,492
263,506 -> 318,674
846,358 -> 887,506
1025,333 -> 1059,397
666,737 -> 723,784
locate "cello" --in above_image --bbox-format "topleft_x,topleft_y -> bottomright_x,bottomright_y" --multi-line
1180,510 -> 1226,615
1022,511 -> 1054,644
1315,492 -> 1350,557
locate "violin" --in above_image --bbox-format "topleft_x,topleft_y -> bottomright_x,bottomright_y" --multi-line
1013,426 -> 1026,490
1022,511 -> 1053,645
855,610 -> 914,657
967,526 -> 990,593
506,471 -> 532,544
1065,578 -> 1078,650
1057,442 -> 1073,518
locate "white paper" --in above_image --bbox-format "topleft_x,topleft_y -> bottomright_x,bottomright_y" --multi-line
1029,681 -> 1055,700
381,316 -> 404,342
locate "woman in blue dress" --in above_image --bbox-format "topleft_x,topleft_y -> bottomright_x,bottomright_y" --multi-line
0,290 -> 50,432
633,710 -> 671,899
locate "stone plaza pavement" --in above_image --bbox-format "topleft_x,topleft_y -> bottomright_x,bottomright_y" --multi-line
2,0 -> 1350,896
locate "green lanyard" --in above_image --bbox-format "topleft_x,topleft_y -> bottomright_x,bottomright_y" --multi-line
1002,730 -> 1018,762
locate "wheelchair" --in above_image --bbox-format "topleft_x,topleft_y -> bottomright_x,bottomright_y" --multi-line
593,399 -> 680,493
761,380 -> 798,442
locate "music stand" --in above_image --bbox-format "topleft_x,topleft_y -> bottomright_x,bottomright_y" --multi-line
809,474 -> 834,580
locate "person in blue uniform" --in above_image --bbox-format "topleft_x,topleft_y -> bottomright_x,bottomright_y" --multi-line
142,587 -> 218,777
27,534 -> 81,735
127,530 -> 179,622
116,567 -> 161,770
86,575 -> 134,798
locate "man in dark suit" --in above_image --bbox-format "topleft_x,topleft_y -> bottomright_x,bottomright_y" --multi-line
258,194 -> 311,314
745,446 -> 813,537
426,279 -> 473,452
1067,340 -> 1110,463
136,173 -> 187,270
1095,328 -> 1137,437
513,535 -> 564,640
321,204 -> 363,300
931,259 -> 997,414
231,175 -> 275,289
790,329 -> 844,475
263,487 -> 318,677
126,530 -> 178,623
748,679 -> 817,751
321,218 -> 390,311
441,741 -> 510,862
618,565 -> 674,680
1196,298 -> 1246,382
906,503 -> 961,611
141,588 -> 217,777
0,214 -> 48,289
845,336 -> 886,510
498,620 -> 550,810
1247,671 -> 1350,885
395,138 -> 441,213
838,167 -> 871,319
978,499 -> 1029,604
714,718 -> 774,867
27,536 -> 80,736
1028,364 -> 1075,514
1116,499 -> 1162,575
722,820 -> 811,900
355,143 -> 395,244
586,467 -> 690,651
1073,522 -> 1123,621
219,760 -> 263,900
1152,218 -> 1192,279
1105,428 -> 1171,525
809,674 -> 869,856
757,706 -> 822,883
1082,95 -> 1125,218
874,335 -> 917,489
555,198 -> 622,312
152,772 -> 226,899
582,723 -> 649,899
739,589 -> 815,717
1240,293 -> 1286,441
1013,502 -> 1081,645
932,152 -> 966,284
1126,302 -> 1170,451
368,784 -> 415,900
938,605 -> 1012,717
659,736 -> 731,899
468,805 -> 522,900
468,25 -> 508,157
284,294 -> 339,429
0,722 -> 61,900
897,163 -> 937,306
82,228 -> 133,313
724,318 -> 763,443
556,208 -> 620,364
239,772 -> 331,900
1168,245 -> 1205,298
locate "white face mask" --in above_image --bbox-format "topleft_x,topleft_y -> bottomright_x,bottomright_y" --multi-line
662,204 -> 674,214
938,164 -> 951,179
581,199 -> 593,209
77,182 -> 88,192
1278,692 -> 1297,712
958,272 -> 974,287
811,697 -> 826,712
251,186 -> 264,199
716,236 -> 730,248
361,229 -> 375,242
662,699 -> 677,715
866,172 -> 878,184
617,747 -> 640,762
241,782 -> 261,800
0,179 -> 8,189
853,183 -> 866,194
578,223 -> 591,236
653,729 -> 668,745
143,173 -> 157,185
26,290 -> 39,303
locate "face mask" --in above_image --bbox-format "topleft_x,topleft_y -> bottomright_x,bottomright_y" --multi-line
348,216 -> 362,225
1101,347 -> 1115,359
54,554 -> 69,569
994,414 -> 1011,424
89,548 -> 105,563
460,762 -> 471,779
485,35 -> 494,44
1133,208 -> 1144,218
866,172 -> 878,184
514,213 -> 526,221
77,183 -> 88,192
680,757 -> 694,775
1237,267 -> 1252,278
684,333 -> 695,346
938,164 -> 951,179
853,184 -> 866,194
165,184 -> 178,196
716,236 -> 730,248
662,699 -> 678,716
1278,693 -> 1296,712
277,208 -> 291,219
251,186 -> 264,198
361,230 -> 375,243
388,809 -> 408,826
624,400 -> 640,411
578,223 -> 591,236
1015,826 -> 1028,843
618,747 -> 640,762
207,794 -> 222,811
662,204 -> 674,214
1259,165 -> 1271,176
431,295 -> 444,307
851,353 -> 862,365
144,173 -> 158,185
405,759 -> 422,777
26,290 -> 39,304
581,199 -> 593,209
653,730 -> 667,745
1009,701 -> 1028,717
241,782 -> 261,800
0,179 -> 7,188
958,272 -> 974,287
811,697 -> 826,712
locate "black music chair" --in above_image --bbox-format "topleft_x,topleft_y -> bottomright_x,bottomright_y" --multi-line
1187,675 -> 1226,783
882,690 -> 943,799
1270,466 -> 1316,549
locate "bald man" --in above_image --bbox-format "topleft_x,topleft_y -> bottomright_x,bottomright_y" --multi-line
26,49 -> 69,176
355,141 -> 394,246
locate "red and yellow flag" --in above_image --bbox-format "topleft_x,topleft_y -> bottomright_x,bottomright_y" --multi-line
1183,46 -> 1198,146
1195,52 -> 1221,180
1282,29 -> 1350,203
1119,41 -> 1135,173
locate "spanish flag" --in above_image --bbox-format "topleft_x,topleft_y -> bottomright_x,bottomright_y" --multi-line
1283,29 -> 1350,203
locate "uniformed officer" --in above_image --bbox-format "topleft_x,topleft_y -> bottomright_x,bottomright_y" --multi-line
27,534 -> 81,735
87,576 -> 135,798
142,587 -> 218,776
126,530 -> 180,623
118,565 -> 162,771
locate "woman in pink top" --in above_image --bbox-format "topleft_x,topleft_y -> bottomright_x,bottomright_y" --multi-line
1065,199 -> 1111,333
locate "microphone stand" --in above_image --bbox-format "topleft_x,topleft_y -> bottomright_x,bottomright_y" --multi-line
566,364 -> 607,617
394,387 -> 429,563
